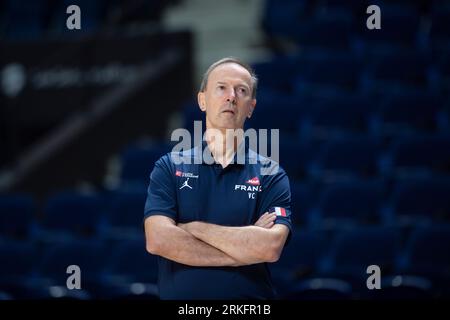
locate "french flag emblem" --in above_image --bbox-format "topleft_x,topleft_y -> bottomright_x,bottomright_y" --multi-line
270,207 -> 287,217
246,177 -> 260,186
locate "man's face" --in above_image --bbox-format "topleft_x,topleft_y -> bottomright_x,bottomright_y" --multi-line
198,63 -> 256,130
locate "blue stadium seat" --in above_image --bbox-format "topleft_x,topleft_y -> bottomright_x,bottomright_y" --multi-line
397,224 -> 450,295
38,239 -> 106,282
246,94 -> 307,136
277,139 -> 319,180
62,0 -> 107,19
104,238 -> 158,285
0,194 -> 35,239
435,50 -> 450,94
319,226 -> 401,288
120,142 -> 172,189
35,239 -> 106,298
382,134 -> 450,176
321,0 -> 371,14
292,14 -> 355,52
386,177 -> 450,225
252,56 -> 299,93
355,5 -> 422,53
362,51 -> 431,94
370,92 -> 444,136
99,238 -> 159,298
312,179 -> 385,228
0,240 -> 37,285
430,10 -> 450,51
293,52 -> 361,97
299,95 -> 373,139
261,0 -> 308,40
38,191 -> 105,240
0,239 -> 55,299
99,283 -> 159,300
284,277 -> 353,300
290,182 -> 317,225
270,229 -> 328,297
272,229 -> 328,278
363,275 -> 434,299
308,137 -> 382,179
103,190 -> 146,238
0,291 -> 13,300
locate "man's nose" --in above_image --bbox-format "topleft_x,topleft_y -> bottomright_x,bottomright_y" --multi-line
226,88 -> 236,104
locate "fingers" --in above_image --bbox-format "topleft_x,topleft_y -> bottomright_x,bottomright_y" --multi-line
255,212 -> 277,228
254,212 -> 267,227
264,214 -> 277,228
255,212 -> 270,225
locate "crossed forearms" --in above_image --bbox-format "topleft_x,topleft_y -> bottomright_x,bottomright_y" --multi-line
178,221 -> 280,265
145,216 -> 244,266
145,214 -> 282,267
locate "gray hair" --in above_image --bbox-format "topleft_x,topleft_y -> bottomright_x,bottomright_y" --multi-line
199,57 -> 258,98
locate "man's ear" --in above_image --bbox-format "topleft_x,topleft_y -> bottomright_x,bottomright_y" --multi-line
198,91 -> 206,112
247,98 -> 256,118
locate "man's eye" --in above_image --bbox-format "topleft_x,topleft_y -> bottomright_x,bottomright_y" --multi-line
239,88 -> 247,94
218,85 -> 225,90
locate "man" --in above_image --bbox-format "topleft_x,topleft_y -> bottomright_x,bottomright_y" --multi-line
143,57 -> 292,299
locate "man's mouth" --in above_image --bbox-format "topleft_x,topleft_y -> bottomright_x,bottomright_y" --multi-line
222,110 -> 235,115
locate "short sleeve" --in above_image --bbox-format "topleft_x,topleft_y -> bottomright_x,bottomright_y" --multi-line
257,167 -> 293,235
143,154 -> 178,222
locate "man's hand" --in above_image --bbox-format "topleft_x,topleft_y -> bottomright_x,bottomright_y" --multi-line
254,212 -> 277,229
176,214 -> 289,264
179,221 -> 289,264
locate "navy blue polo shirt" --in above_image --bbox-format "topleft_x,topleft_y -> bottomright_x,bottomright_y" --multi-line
143,141 -> 292,300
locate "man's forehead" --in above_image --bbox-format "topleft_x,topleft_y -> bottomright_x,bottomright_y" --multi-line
208,63 -> 252,85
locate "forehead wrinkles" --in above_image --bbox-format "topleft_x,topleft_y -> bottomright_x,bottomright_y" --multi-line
208,64 -> 252,89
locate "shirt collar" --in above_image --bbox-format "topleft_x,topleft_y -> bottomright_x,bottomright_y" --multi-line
200,140 -> 249,166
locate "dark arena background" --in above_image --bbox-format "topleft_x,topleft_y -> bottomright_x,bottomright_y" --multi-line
0,0 -> 450,304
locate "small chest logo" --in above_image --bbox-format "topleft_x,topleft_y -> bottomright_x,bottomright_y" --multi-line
179,178 -> 193,190
176,170 -> 197,190
235,176 -> 262,199
175,170 -> 199,179
246,177 -> 260,186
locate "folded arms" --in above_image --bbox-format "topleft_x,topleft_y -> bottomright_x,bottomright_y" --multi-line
145,212 -> 289,267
